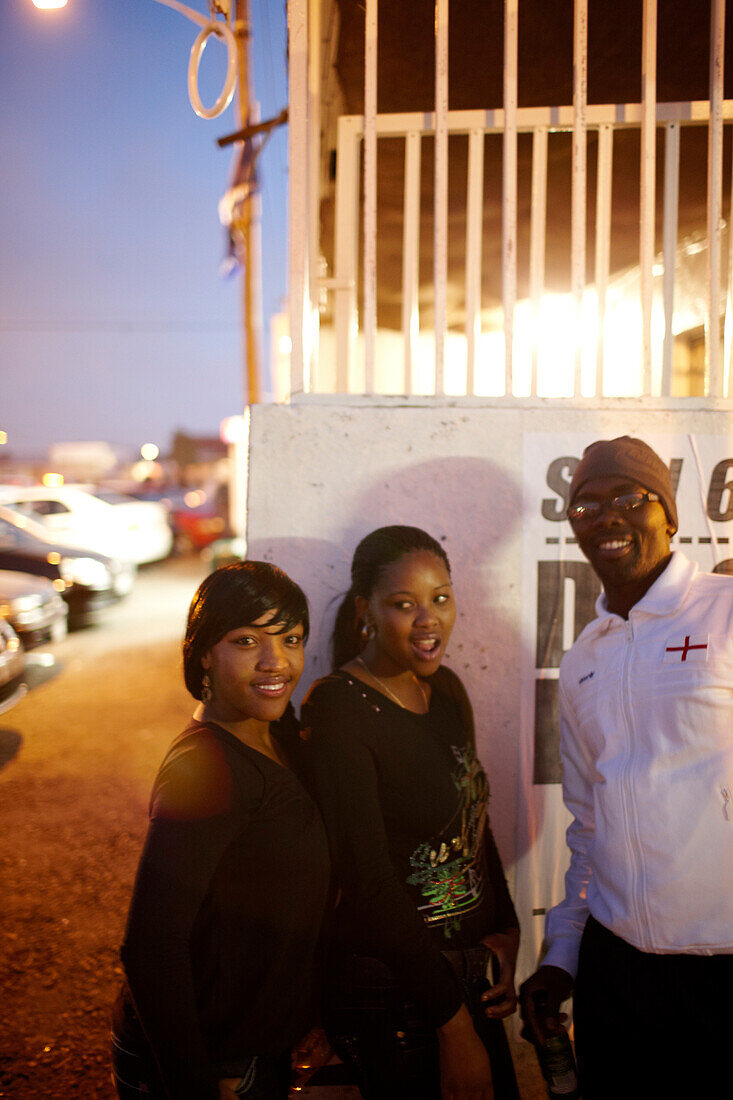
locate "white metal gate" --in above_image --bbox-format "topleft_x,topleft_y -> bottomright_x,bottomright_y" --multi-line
288,0 -> 733,400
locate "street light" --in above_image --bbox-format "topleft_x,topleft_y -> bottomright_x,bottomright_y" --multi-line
31,1 -> 68,9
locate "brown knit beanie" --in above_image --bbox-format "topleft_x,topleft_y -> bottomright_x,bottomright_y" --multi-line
568,436 -> 678,532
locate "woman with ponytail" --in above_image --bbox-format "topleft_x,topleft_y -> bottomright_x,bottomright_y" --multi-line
301,526 -> 520,1100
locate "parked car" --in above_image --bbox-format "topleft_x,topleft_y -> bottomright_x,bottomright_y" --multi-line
0,485 -> 173,565
0,618 -> 26,716
0,505 -> 136,628
128,488 -> 227,552
0,570 -> 68,649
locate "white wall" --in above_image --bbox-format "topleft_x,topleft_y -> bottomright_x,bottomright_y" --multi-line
246,397 -> 733,973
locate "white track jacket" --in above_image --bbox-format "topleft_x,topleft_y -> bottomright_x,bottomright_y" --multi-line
544,551 -> 733,978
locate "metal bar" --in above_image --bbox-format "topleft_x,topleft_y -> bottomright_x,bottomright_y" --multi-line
594,124 -> 613,395
529,127 -> 548,396
726,134 -> 733,396
640,0 -> 657,395
661,121 -> 680,395
503,0 -> 518,394
402,130 -> 422,393
465,128 -> 484,395
707,0 -> 725,395
363,0 -> 378,394
333,116 -> 361,392
572,0 -> 588,396
287,0 -> 308,395
307,0 -> 321,390
338,100 -> 733,139
434,0 -> 449,395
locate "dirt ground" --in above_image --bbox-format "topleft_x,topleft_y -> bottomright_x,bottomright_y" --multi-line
0,555 -> 546,1099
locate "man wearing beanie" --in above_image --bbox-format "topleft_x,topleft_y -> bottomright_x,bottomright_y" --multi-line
520,436 -> 733,1096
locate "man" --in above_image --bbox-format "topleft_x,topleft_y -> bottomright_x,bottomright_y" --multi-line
520,436 -> 733,1097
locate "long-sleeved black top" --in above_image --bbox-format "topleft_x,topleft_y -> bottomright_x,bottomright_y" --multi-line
117,715 -> 330,1100
300,666 -> 518,1029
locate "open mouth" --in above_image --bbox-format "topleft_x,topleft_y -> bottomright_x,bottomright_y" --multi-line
595,536 -> 633,559
410,635 -> 441,661
252,679 -> 290,698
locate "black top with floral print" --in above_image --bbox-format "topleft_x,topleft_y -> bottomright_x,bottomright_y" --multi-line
301,667 -> 517,1027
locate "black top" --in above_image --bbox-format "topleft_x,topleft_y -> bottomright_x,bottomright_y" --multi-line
300,667 -> 518,1028
117,715 -> 330,1100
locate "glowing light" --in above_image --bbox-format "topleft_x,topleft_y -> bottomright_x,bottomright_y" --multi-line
184,490 -> 207,508
140,443 -> 159,461
278,334 -> 292,355
220,415 -> 247,443
131,460 -> 158,482
42,472 -> 64,487
47,552 -> 61,566
32,0 -> 68,8
52,579 -> 66,593
0,431 -> 7,445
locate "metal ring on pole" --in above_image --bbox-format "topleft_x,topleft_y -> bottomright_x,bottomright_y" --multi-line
154,0 -> 238,120
187,21 -> 238,119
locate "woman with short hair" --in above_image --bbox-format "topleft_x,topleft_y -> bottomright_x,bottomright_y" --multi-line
112,561 -> 330,1100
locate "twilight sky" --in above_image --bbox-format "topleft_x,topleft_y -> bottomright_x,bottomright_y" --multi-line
0,0 -> 288,458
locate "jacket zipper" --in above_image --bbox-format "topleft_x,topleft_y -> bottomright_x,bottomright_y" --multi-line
617,617 -> 652,950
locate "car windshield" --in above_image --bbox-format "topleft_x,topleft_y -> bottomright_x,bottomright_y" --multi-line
0,508 -> 55,546
88,490 -> 134,505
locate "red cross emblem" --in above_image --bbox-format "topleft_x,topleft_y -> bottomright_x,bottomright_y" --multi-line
665,635 -> 708,662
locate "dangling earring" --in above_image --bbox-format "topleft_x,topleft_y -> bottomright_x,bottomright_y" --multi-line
201,672 -> 212,705
360,621 -> 376,643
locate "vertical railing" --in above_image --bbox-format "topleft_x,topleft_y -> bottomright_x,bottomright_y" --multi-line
363,0 -> 378,394
707,0 -> 726,396
290,0 -> 733,401
726,147 -> 733,394
465,126 -> 485,394
571,0 -> 587,396
594,124 -> 613,394
528,127 -> 547,396
307,0 -> 322,390
502,0 -> 519,394
661,122 -> 680,394
288,0 -> 309,395
434,0 -> 450,395
640,0 -> 657,394
402,130 -> 422,393
333,116 -> 360,392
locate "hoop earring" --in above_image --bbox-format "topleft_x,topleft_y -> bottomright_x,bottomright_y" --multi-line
360,622 -> 376,643
201,672 -> 212,705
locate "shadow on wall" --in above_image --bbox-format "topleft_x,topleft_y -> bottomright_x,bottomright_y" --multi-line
248,455 -> 539,864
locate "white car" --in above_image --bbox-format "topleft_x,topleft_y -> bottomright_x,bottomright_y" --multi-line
0,485 -> 173,565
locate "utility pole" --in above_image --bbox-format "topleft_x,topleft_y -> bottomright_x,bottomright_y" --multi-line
232,0 -> 263,403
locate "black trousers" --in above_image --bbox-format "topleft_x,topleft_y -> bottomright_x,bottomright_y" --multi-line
573,915 -> 733,1099
111,1026 -> 291,1100
325,947 -> 520,1100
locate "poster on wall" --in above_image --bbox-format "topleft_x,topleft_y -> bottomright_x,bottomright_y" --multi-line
514,431 -> 733,978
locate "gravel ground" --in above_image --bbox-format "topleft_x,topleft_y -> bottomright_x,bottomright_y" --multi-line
0,555 -> 545,1099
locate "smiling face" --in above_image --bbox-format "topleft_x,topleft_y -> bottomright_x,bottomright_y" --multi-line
570,476 -> 674,615
201,610 -> 305,727
356,549 -> 456,677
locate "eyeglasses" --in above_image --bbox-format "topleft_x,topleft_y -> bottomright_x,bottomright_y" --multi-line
567,491 -> 661,523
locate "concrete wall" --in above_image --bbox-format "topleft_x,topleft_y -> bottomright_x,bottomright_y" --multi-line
245,397 -> 733,966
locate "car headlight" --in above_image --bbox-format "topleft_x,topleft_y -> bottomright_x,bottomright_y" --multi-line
59,556 -> 111,589
5,594 -> 43,613
107,559 -> 136,595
